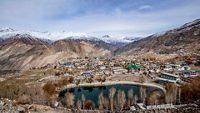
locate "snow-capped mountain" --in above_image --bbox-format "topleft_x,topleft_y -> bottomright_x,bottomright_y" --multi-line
0,28 -> 134,43
0,28 -> 88,41
0,27 -> 15,32
0,27 -> 134,56
150,19 -> 200,38
0,27 -> 138,53
66,36 -> 102,42
0,28 -> 113,70
100,35 -> 132,43
123,37 -> 143,42
115,18 -> 200,55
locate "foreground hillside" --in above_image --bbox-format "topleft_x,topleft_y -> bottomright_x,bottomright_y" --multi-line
115,19 -> 200,56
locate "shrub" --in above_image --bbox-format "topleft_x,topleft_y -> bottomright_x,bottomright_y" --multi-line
43,81 -> 56,96
17,95 -> 31,104
181,76 -> 200,103
85,100 -> 95,109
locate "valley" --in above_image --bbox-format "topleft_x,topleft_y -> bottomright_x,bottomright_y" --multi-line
0,19 -> 200,113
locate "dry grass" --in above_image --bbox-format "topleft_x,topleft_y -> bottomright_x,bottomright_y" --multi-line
43,81 -> 56,96
139,51 -> 177,62
181,76 -> 200,103
0,68 -> 74,105
17,95 -> 31,104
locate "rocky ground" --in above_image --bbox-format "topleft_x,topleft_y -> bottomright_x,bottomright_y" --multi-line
1,98 -> 200,113
0,98 -> 73,113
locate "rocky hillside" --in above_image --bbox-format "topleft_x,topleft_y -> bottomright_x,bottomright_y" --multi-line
115,19 -> 200,56
0,34 -> 110,70
63,37 -> 126,52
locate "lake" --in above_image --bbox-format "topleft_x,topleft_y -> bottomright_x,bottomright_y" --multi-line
59,83 -> 164,107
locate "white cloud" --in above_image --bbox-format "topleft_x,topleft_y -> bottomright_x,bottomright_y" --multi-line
138,5 -> 153,10
0,0 -> 200,39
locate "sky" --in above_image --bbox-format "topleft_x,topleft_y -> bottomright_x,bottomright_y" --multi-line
0,0 -> 200,38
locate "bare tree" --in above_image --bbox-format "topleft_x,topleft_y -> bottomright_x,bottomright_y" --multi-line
98,92 -> 109,110
134,95 -> 138,104
146,90 -> 165,105
65,92 -> 74,108
173,84 -> 178,104
104,97 -> 110,110
165,83 -> 178,104
128,89 -> 135,106
76,100 -> 82,110
140,86 -> 146,104
81,94 -> 86,109
109,87 -> 116,111
98,92 -> 104,110
178,86 -> 181,104
117,90 -> 126,111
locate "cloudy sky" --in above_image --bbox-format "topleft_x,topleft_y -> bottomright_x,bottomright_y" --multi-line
0,0 -> 200,38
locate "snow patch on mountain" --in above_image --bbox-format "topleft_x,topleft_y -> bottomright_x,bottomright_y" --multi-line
0,28 -> 134,43
181,19 -> 200,28
123,37 -> 143,42
100,35 -> 132,43
0,28 -> 88,41
0,27 -> 15,32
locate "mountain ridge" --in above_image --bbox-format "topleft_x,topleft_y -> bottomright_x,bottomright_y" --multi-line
114,19 -> 200,56
1,19 -> 200,70
0,28 -> 134,43
0,34 -> 111,70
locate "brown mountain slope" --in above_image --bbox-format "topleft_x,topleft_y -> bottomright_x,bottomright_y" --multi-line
0,35 -> 110,70
114,19 -> 200,56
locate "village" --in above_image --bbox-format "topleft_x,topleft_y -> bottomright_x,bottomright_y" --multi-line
0,54 -> 200,112
39,54 -> 200,86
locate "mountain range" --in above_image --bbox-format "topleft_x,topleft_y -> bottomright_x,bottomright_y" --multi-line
0,34 -> 112,70
0,19 -> 200,70
114,19 -> 200,56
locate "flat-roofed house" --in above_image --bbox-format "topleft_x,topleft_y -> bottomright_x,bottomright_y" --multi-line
155,72 -> 180,83
183,70 -> 199,77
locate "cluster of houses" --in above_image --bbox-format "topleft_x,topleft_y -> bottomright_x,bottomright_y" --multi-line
43,56 -> 199,85
190,57 -> 200,66
155,58 -> 200,84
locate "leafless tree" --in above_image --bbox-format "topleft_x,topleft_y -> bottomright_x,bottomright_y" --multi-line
117,90 -> 126,111
98,92 -> 109,110
104,97 -> 110,110
81,94 -> 86,109
128,89 -> 135,106
165,83 -> 178,104
98,92 -> 104,110
109,87 -> 116,111
147,90 -> 165,105
134,95 -> 138,104
140,86 -> 146,104
65,92 -> 74,108
76,100 -> 82,110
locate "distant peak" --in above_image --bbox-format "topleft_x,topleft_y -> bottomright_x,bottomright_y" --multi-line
0,27 -> 15,32
102,35 -> 111,38
181,19 -> 200,28
123,37 -> 143,42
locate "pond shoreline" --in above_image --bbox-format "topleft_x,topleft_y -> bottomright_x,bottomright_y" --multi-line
61,81 -> 166,92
